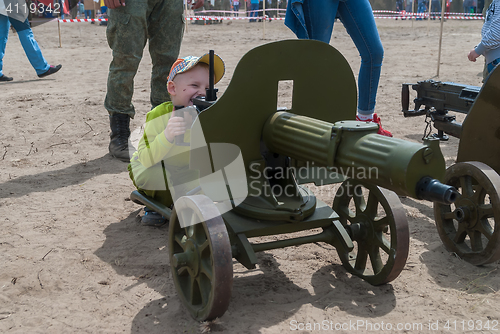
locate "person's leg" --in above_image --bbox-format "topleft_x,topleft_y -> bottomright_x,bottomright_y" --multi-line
71,4 -> 78,19
338,1 -> 382,115
9,18 -> 51,75
128,161 -> 172,226
104,1 -> 148,161
147,0 -> 184,109
338,0 -> 391,136
104,3 -> 148,117
306,0 -> 339,42
60,0 -> 65,19
250,3 -> 259,21
0,15 -> 9,78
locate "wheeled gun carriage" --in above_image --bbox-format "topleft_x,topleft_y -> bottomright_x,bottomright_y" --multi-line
402,67 -> 500,266
130,40 -> 458,321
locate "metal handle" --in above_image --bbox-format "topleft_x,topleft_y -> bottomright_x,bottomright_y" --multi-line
174,107 -> 186,146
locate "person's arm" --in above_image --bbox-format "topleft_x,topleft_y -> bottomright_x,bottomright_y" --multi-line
135,112 -> 175,169
475,4 -> 500,56
135,110 -> 190,168
468,49 -> 480,62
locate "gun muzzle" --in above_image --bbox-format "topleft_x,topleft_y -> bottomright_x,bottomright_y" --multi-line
416,177 -> 458,204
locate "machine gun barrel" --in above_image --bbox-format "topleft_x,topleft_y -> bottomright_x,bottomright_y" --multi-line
263,112 -> 456,204
415,177 -> 458,204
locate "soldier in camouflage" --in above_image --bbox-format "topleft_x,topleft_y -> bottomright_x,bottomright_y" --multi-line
103,0 -> 184,162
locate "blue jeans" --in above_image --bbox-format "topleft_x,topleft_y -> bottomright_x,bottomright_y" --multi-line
0,15 -> 50,77
417,2 -> 426,20
250,3 -> 259,22
487,58 -> 500,75
59,0 -> 65,19
285,0 -> 384,114
85,10 -> 92,19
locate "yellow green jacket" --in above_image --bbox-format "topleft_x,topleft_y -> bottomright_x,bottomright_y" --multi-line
131,101 -> 190,169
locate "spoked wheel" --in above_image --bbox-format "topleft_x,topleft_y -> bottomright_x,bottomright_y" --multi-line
434,161 -> 500,265
333,179 -> 409,285
169,195 -> 233,321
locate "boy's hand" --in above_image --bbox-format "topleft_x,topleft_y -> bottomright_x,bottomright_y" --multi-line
468,49 -> 480,62
164,116 -> 187,143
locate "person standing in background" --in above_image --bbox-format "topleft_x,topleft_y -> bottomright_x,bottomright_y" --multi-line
405,0 -> 413,12
232,0 -> 240,16
285,0 -> 392,136
468,0 -> 500,76
431,0 -> 440,13
396,0 -> 404,11
249,0 -> 259,22
416,0 -> 427,19
463,0 -> 474,13
103,0 -> 184,162
0,13 -> 62,81
69,0 -> 79,18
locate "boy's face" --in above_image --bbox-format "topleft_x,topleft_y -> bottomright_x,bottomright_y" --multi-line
167,64 -> 210,108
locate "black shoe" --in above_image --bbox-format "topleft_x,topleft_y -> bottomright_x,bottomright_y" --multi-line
38,64 -> 62,78
141,207 -> 167,227
109,113 -> 132,162
0,74 -> 13,81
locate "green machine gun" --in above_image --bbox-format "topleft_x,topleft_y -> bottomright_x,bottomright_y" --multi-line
401,67 -> 500,266
130,40 -> 458,321
402,79 -> 480,140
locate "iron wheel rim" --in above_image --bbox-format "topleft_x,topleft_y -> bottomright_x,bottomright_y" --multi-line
169,195 -> 233,321
333,179 -> 409,285
434,161 -> 500,265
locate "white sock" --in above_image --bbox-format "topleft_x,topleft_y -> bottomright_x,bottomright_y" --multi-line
356,113 -> 374,121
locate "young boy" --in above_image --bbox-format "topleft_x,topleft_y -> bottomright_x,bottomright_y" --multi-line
468,0 -> 500,76
128,53 -> 225,226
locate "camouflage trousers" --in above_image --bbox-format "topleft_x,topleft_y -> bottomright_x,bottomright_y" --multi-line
104,0 -> 184,118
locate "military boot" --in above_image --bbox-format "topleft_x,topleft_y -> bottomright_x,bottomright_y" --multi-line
109,113 -> 132,162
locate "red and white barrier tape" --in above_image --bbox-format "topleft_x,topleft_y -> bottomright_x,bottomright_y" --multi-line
59,18 -> 108,22
194,8 -> 285,14
186,16 -> 284,20
58,12 -> 483,23
374,11 -> 483,17
58,16 -> 285,22
373,14 -> 484,19
374,9 -> 483,15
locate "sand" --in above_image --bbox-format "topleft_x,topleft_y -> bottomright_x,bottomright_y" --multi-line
1,17 -> 499,334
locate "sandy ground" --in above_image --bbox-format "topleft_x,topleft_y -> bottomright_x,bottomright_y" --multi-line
1,17 -> 500,334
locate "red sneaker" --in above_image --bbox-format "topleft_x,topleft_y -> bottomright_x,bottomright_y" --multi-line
356,113 -> 393,137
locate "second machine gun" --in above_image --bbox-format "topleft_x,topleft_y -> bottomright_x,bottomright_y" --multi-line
402,79 -> 481,140
400,68 -> 500,267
